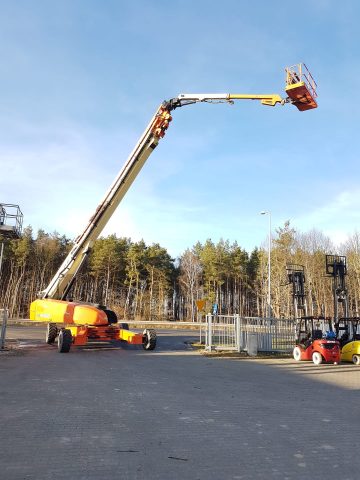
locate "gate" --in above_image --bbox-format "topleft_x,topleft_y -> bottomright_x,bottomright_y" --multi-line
205,314 -> 295,353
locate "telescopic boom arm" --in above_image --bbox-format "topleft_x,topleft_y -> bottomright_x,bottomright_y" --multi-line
41,66 -> 317,300
165,93 -> 285,109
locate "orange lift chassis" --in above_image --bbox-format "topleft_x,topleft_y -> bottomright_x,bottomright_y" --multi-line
30,63 -> 317,353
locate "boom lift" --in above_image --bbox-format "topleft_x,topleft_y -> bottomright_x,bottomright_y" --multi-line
30,64 -> 317,353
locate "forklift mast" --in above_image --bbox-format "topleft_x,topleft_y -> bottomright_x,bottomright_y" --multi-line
286,264 -> 308,319
40,64 -> 317,301
325,254 -> 349,321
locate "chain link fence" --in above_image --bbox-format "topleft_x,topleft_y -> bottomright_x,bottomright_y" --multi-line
204,314 -> 295,354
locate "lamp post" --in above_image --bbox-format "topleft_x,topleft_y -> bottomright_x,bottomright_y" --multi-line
260,211 -> 271,318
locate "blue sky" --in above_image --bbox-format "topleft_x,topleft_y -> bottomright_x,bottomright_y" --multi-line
1,0 -> 360,257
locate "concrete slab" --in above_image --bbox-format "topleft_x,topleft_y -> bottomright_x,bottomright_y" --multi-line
1,326 -> 359,479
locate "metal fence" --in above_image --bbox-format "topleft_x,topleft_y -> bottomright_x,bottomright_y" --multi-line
204,314 -> 295,353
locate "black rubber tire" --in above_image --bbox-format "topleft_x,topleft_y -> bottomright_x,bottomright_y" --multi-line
312,351 -> 323,365
293,346 -> 302,361
46,323 -> 58,344
104,309 -> 118,324
352,354 -> 360,365
142,329 -> 157,351
58,329 -> 72,353
119,323 -> 129,330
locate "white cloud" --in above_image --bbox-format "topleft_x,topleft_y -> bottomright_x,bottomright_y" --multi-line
292,189 -> 360,247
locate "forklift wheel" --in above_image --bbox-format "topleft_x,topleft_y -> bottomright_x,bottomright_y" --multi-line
293,347 -> 302,361
312,351 -> 323,365
46,323 -> 58,344
352,354 -> 360,365
143,329 -> 157,351
58,329 -> 72,353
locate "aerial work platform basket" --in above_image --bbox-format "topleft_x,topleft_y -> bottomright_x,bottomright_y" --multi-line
0,203 -> 23,238
285,63 -> 317,111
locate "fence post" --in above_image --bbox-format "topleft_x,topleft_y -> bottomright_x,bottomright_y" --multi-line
235,314 -> 241,352
199,312 -> 204,345
206,313 -> 213,352
0,308 -> 8,350
205,314 -> 208,347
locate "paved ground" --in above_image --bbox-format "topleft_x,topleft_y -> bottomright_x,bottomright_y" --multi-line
1,325 -> 360,480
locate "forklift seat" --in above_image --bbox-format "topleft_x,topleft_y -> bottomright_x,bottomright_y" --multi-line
313,329 -> 323,340
341,332 -> 349,342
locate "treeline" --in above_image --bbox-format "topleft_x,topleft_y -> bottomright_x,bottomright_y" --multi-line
1,223 -> 360,320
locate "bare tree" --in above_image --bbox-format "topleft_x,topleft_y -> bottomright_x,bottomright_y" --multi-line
179,249 -> 202,321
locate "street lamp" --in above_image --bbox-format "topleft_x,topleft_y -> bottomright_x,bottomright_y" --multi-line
260,210 -> 271,318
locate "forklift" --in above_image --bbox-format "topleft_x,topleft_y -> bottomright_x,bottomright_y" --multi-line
326,255 -> 360,364
334,317 -> 360,364
287,264 -> 340,365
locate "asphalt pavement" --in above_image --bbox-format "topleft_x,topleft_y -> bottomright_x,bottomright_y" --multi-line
1,325 -> 360,480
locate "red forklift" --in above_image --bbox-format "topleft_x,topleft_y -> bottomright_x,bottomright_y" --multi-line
293,316 -> 340,365
287,265 -> 340,365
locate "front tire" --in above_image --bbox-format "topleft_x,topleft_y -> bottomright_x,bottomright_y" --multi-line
46,323 -> 58,344
58,329 -> 72,353
143,329 -> 157,351
293,346 -> 302,361
352,354 -> 360,365
312,351 -> 323,365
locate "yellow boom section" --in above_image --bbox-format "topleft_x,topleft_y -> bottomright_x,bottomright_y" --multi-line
228,94 -> 283,106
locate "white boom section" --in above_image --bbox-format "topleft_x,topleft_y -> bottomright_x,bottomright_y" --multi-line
41,91 -> 285,299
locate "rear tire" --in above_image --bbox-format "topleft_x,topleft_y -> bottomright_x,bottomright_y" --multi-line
58,329 -> 72,353
293,346 -> 302,361
142,329 -> 157,351
46,323 -> 58,344
312,351 -> 323,365
352,354 -> 360,365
